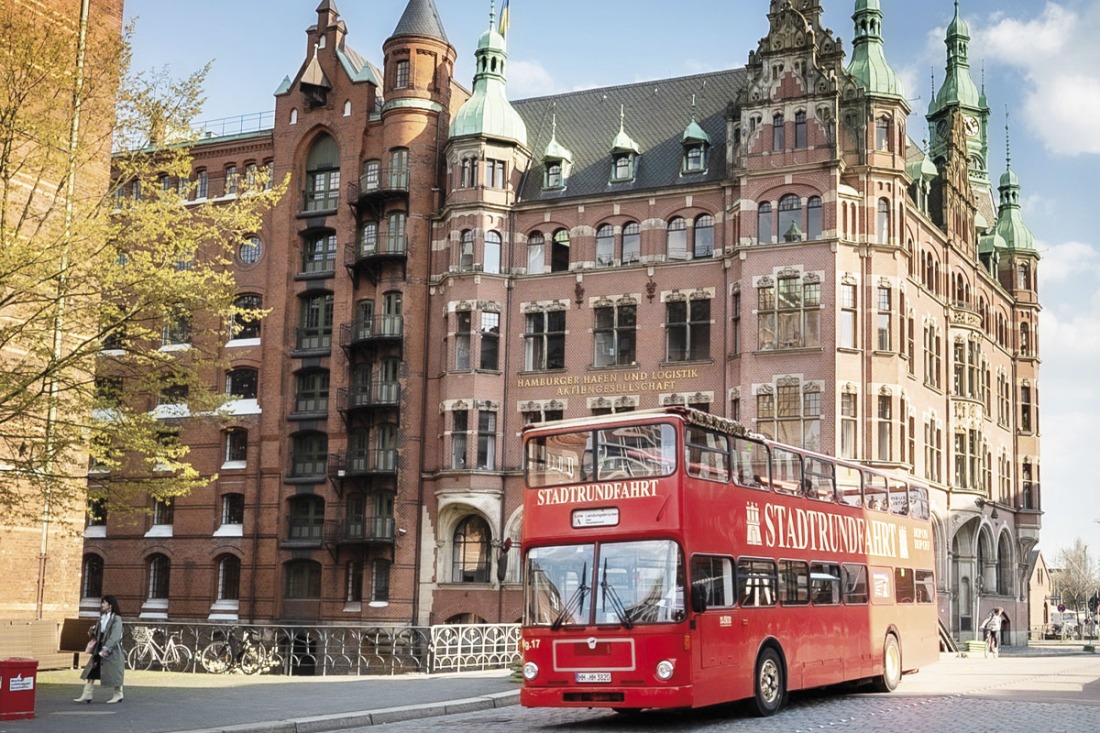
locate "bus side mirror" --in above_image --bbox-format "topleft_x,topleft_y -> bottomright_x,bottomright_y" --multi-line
690,583 -> 708,614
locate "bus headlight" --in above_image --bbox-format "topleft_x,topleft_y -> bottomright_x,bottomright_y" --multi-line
655,660 -> 675,681
523,662 -> 539,680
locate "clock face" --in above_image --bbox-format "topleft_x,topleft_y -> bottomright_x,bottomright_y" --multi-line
964,115 -> 980,137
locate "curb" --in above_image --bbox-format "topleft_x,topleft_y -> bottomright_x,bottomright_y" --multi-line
176,690 -> 520,733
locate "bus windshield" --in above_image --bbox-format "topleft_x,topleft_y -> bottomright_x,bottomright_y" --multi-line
525,540 -> 685,627
526,423 -> 677,488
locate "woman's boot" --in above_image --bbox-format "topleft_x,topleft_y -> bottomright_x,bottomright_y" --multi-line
106,686 -> 124,704
73,681 -> 94,703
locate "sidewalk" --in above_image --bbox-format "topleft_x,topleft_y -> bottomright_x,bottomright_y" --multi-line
0,668 -> 519,733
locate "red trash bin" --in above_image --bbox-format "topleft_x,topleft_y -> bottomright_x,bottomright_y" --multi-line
0,658 -> 39,720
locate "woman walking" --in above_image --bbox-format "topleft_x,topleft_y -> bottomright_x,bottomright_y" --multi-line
74,595 -> 125,704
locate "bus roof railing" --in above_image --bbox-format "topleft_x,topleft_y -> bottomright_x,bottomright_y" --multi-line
521,406 -> 753,438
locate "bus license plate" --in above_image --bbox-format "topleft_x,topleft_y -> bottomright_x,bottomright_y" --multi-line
575,672 -> 611,683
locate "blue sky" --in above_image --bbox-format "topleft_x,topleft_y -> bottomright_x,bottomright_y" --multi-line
125,0 -> 1100,559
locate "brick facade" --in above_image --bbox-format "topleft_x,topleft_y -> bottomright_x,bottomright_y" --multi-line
88,0 -> 1041,645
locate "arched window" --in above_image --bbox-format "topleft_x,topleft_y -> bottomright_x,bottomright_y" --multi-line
294,369 -> 329,414
385,212 -> 407,254
216,555 -> 241,601
81,555 -> 103,599
287,495 -> 325,540
452,515 -> 491,583
667,218 -> 688,260
758,202 -> 773,244
694,214 -> 715,258
147,554 -> 170,600
484,231 -> 501,274
302,231 -> 337,273
795,110 -> 807,149
596,224 -> 615,266
459,230 -> 474,271
527,231 -> 545,274
290,431 -> 328,477
304,133 -> 340,211
284,560 -> 322,599
361,159 -> 381,192
996,535 -> 1012,596
231,294 -> 262,340
388,148 -> 409,189
876,117 -> 891,151
225,368 -> 258,400
298,292 -> 333,350
778,195 -> 802,241
877,198 -> 891,244
551,229 -> 570,272
807,196 -> 823,240
622,222 -> 641,264
360,221 -> 378,256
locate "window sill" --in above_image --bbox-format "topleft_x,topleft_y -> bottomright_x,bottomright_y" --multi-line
213,524 -> 244,538
144,524 -> 174,538
289,348 -> 332,359
280,539 -> 323,549
295,270 -> 336,281
83,525 -> 107,539
659,358 -> 715,368
288,410 -> 328,421
284,474 -> 326,485
297,208 -> 337,219
226,337 -> 261,348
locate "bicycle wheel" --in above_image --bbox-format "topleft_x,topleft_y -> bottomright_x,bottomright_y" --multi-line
240,646 -> 264,675
200,641 -> 233,674
127,643 -> 155,671
266,650 -> 284,675
164,644 -> 193,672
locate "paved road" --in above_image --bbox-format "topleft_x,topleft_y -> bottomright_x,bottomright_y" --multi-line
4,646 -> 1096,733
330,650 -> 1100,733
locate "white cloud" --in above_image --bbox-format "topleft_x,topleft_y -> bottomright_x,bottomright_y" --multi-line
976,3 -> 1100,155
508,59 -> 561,98
1038,239 -> 1100,283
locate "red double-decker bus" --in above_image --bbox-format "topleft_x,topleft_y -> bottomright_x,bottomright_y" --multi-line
519,407 -> 938,716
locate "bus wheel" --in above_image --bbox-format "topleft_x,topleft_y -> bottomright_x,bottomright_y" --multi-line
874,634 -> 902,693
750,647 -> 785,717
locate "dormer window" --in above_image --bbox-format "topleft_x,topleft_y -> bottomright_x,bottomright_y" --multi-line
611,153 -> 634,182
684,144 -> 706,173
546,162 -> 563,189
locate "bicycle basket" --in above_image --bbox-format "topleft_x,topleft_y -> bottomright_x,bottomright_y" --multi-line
132,626 -> 154,643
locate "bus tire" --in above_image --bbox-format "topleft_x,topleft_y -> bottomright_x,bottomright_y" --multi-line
874,634 -> 902,693
750,646 -> 785,717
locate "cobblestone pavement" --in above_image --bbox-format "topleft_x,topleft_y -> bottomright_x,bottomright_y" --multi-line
332,651 -> 1100,733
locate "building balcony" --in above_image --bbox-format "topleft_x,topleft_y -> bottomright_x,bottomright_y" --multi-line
330,449 -> 397,479
340,316 -> 403,351
339,382 -> 400,415
344,238 -> 408,283
349,168 -> 408,212
327,515 -> 395,544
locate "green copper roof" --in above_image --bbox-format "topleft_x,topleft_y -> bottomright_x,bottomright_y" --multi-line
931,0 -> 981,113
905,147 -> 938,180
847,0 -> 905,99
449,11 -> 527,146
682,97 -> 711,144
994,145 -> 1035,252
543,116 -> 572,163
610,107 -> 641,154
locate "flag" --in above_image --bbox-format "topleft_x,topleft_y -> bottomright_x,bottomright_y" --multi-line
499,0 -> 510,38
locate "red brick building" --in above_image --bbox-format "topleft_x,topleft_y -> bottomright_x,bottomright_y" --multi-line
0,0 -> 124,634
86,0 -> 1041,644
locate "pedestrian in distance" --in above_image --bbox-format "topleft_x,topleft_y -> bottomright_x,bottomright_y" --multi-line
980,607 -> 1003,658
74,595 -> 126,704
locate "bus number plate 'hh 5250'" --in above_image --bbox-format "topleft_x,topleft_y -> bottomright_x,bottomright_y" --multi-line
575,672 -> 612,683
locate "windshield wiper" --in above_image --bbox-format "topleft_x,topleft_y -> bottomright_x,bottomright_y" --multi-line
600,559 -> 634,629
550,562 -> 588,630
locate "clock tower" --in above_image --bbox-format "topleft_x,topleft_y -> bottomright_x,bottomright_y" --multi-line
927,1 -> 991,206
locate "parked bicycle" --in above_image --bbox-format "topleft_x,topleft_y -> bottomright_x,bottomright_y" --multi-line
199,627 -> 282,674
127,626 -> 194,672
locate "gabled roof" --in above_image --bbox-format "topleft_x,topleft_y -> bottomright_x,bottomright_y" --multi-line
392,0 -> 448,44
512,69 -> 745,202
